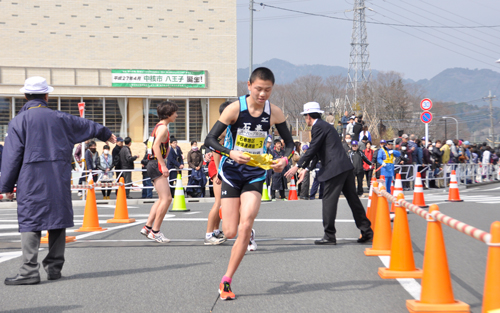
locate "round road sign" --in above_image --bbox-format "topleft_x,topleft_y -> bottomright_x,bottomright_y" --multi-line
420,111 -> 433,124
420,98 -> 433,111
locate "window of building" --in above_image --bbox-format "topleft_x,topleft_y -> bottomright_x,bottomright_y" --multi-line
104,98 -> 124,137
189,99 -> 203,142
82,98 -> 103,125
59,97 -> 81,117
0,97 -> 11,141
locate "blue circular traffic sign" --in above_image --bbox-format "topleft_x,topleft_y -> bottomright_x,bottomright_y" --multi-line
420,111 -> 433,124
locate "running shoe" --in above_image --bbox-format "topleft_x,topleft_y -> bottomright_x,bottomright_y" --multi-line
215,231 -> 227,243
219,281 -> 236,300
204,234 -> 224,245
140,226 -> 151,237
247,229 -> 257,251
147,231 -> 170,243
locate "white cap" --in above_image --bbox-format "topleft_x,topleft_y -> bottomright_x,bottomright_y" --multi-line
446,140 -> 453,145
20,76 -> 54,94
300,102 -> 324,115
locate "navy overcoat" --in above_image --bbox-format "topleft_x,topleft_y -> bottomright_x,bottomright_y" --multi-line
0,99 -> 112,232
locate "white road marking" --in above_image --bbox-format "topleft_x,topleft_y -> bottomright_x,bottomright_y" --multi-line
378,256 -> 421,300
161,218 -> 354,222
183,211 -> 201,215
96,205 -> 139,209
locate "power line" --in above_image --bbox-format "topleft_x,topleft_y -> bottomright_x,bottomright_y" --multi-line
398,0 -> 500,50
255,2 -> 500,28
370,3 -> 497,61
366,15 -> 498,71
417,0 -> 500,37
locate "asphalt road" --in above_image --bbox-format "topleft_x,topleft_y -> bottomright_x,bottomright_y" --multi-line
0,184 -> 499,313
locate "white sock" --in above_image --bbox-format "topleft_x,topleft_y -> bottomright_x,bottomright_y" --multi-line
206,232 -> 213,239
214,229 -> 221,236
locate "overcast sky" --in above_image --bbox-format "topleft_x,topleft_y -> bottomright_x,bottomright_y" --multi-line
236,0 -> 500,80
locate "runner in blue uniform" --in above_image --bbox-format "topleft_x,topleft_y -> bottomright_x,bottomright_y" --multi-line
205,67 -> 294,300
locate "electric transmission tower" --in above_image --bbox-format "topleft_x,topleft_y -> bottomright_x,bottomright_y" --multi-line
345,0 -> 372,114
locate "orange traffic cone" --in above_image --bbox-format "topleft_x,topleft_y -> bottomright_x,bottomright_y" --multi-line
379,193 -> 423,279
446,170 -> 463,202
107,177 -> 136,223
366,177 -> 376,218
288,177 -> 298,201
482,221 -> 500,313
412,172 -> 428,208
406,204 -> 469,313
40,232 -> 76,244
75,180 -> 107,232
390,174 -> 403,214
367,180 -> 379,232
365,185 -> 392,256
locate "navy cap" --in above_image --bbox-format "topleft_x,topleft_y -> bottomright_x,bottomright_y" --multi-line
380,140 -> 386,144
116,137 -> 124,142
351,140 -> 359,146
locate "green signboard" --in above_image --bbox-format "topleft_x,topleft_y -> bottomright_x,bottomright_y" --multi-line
112,69 -> 206,88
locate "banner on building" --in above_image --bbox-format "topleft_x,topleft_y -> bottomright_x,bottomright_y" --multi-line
111,69 -> 206,88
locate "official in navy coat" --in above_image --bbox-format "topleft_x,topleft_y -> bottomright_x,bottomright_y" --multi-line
0,77 -> 115,285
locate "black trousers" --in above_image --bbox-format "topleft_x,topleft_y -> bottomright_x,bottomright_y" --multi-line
354,171 -> 364,196
365,170 -> 373,188
321,170 -> 372,241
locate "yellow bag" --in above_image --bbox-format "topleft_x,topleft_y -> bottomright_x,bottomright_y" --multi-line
242,152 -> 276,170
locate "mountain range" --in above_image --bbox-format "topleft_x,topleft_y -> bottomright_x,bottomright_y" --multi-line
237,58 -> 500,105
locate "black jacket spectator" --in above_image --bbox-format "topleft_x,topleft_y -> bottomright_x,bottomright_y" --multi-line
119,145 -> 137,169
347,149 -> 372,174
112,145 -> 122,169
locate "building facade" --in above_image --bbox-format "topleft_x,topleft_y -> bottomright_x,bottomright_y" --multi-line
0,0 -> 237,144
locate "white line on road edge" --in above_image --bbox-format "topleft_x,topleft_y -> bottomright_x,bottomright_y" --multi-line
0,219 -> 150,264
183,211 -> 201,215
162,218 -> 355,222
54,237 -> 360,243
378,256 -> 421,300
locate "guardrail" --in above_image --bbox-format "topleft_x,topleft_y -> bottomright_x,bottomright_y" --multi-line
386,163 -> 499,187
370,185 -> 499,312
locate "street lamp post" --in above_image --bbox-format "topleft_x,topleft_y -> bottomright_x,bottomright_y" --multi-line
442,116 -> 459,140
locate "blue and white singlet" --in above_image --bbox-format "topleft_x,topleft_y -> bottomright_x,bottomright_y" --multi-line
219,95 -> 271,188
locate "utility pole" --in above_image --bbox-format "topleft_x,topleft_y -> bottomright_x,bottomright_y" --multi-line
345,0 -> 372,113
249,0 -> 254,79
484,90 -> 497,141
444,119 -> 447,140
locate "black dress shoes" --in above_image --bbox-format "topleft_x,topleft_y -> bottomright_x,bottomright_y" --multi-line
47,272 -> 62,281
357,232 -> 374,243
4,274 -> 40,285
314,238 -> 337,245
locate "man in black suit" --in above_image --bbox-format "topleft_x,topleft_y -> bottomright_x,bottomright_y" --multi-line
285,102 -> 373,245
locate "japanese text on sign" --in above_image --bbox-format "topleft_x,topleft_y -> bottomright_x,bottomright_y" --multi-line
111,69 -> 206,88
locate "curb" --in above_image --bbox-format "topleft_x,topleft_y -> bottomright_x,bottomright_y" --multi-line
0,196 -> 216,209
465,180 -> 500,189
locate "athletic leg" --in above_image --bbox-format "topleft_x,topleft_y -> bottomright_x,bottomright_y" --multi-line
223,191 -> 261,278
151,176 -> 172,231
207,181 -> 222,233
205,182 -> 225,245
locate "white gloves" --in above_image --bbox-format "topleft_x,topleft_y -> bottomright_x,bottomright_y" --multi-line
382,163 -> 387,167
389,150 -> 394,154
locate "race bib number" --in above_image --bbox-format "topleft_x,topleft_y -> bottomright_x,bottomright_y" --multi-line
234,129 -> 266,155
147,136 -> 154,156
